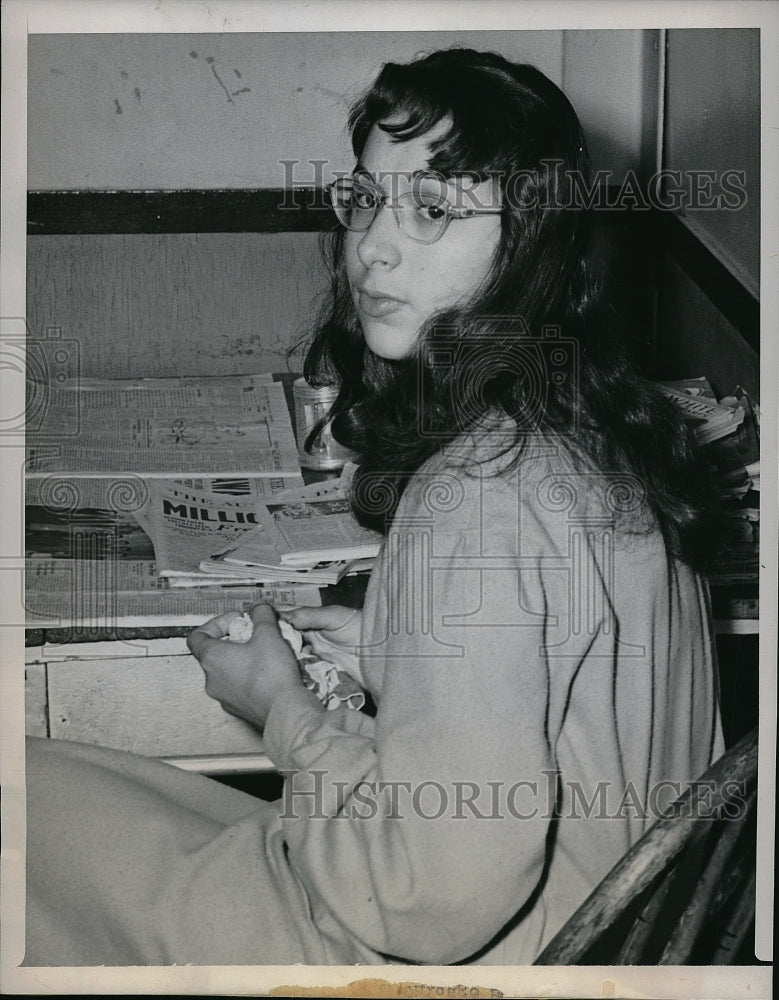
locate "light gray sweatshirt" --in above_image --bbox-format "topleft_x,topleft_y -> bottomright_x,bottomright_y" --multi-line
264,433 -> 724,964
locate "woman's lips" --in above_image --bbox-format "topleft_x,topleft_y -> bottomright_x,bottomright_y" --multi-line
355,288 -> 404,319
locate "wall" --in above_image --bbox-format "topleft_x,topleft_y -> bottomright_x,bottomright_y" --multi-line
26,232 -> 325,377
664,28 -> 760,296
27,29 -> 655,378
28,29 -> 650,190
654,28 -> 760,396
656,258 -> 759,398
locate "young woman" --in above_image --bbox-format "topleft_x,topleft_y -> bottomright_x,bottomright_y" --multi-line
25,48 -> 723,967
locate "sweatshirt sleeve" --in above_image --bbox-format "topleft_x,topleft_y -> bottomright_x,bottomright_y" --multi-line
262,482 -> 590,964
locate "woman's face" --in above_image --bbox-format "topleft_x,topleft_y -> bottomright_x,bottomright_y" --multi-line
345,120 -> 502,360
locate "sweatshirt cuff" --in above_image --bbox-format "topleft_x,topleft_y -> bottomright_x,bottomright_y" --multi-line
263,684 -> 327,770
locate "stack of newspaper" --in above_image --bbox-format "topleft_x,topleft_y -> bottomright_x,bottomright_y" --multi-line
25,476 -> 324,629
659,376 -> 760,605
24,373 -> 324,629
137,469 -> 379,588
193,465 -> 382,584
658,377 -> 747,448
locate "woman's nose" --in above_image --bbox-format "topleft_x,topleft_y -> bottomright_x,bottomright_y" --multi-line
355,203 -> 402,269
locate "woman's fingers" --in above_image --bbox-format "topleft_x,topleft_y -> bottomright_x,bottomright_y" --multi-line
186,602 -> 301,729
278,604 -> 358,633
187,610 -> 245,658
188,603 -> 277,658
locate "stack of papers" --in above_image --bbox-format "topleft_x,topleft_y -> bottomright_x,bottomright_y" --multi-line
26,373 -> 300,477
24,373 -> 325,628
197,465 -> 382,582
138,474 -> 306,585
658,380 -> 745,446
659,377 -> 760,591
24,497 -> 322,629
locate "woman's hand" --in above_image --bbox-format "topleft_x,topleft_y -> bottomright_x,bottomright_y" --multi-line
276,604 -> 362,654
187,603 -> 302,730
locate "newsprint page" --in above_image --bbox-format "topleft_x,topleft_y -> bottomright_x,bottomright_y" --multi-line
1,1 -> 776,997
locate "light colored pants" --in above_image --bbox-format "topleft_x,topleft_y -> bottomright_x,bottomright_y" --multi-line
24,737 -> 356,966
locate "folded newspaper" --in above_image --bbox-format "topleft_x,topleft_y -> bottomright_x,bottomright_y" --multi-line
138,474 -> 302,581
219,466 -> 383,571
658,378 -> 759,497
197,554 -> 357,586
137,473 -> 362,585
658,378 -> 760,592
26,568 -> 322,628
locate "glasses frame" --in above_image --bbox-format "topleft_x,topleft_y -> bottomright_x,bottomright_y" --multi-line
327,175 -> 503,245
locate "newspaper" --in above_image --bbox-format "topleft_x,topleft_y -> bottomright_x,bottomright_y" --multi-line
25,491 -> 322,628
197,554 -> 356,585
140,474 -> 357,584
659,381 -> 762,590
26,557 -> 164,597
657,375 -> 718,399
259,495 -> 383,566
141,474 -> 303,577
226,474 -> 383,568
26,577 -> 322,628
658,379 -> 745,445
26,373 -> 301,477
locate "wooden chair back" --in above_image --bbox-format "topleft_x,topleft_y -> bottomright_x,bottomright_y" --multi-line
534,727 -> 759,965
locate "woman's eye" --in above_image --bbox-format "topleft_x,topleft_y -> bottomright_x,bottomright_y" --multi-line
417,202 -> 447,222
353,190 -> 376,210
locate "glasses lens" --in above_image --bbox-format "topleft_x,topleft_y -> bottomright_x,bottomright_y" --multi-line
398,192 -> 449,243
330,178 -> 377,231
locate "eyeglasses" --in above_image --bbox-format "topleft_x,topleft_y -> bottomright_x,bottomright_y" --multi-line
328,175 -> 503,245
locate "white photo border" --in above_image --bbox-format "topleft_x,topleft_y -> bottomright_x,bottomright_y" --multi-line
1,1 -> 776,996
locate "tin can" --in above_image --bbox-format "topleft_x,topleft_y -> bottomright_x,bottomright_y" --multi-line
292,377 -> 357,470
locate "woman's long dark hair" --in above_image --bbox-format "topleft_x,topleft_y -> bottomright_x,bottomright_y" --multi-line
303,48 -> 723,571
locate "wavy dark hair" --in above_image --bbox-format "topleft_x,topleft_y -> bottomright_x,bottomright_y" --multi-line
302,48 -> 723,571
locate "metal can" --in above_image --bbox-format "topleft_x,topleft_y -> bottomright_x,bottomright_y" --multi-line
292,377 -> 356,470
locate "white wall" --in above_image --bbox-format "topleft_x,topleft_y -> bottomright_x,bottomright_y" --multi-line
28,29 -> 650,190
